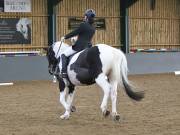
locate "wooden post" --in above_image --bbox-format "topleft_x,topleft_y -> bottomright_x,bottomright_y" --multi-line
47,0 -> 62,45
47,0 -> 53,45
120,0 -> 139,53
120,0 -> 129,53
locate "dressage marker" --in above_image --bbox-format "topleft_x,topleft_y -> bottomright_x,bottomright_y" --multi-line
175,71 -> 180,75
0,82 -> 14,86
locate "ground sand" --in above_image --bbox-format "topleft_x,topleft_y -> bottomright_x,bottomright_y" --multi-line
0,74 -> 179,135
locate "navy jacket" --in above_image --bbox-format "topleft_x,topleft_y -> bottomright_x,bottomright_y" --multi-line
64,21 -> 95,51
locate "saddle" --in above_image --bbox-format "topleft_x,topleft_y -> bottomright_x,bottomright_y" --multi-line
53,53 -> 77,80
54,47 -> 90,83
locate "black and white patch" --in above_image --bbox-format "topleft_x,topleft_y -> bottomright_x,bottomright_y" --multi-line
46,46 -> 58,75
69,46 -> 102,85
46,41 -> 144,121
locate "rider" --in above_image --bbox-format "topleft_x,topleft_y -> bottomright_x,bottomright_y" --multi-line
60,9 -> 96,78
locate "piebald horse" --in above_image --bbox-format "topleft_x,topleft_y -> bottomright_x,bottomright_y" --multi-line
46,41 -> 144,121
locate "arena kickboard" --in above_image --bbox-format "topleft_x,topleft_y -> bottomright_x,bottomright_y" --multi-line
175,71 -> 180,75
0,82 -> 14,86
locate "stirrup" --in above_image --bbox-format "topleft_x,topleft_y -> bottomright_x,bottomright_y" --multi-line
61,72 -> 68,78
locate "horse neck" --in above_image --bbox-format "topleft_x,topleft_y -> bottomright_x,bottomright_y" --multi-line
53,41 -> 70,58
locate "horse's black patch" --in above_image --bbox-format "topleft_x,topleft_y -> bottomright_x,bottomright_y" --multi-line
70,46 -> 102,85
57,76 -> 75,92
47,46 -> 56,63
58,78 -> 65,92
68,85 -> 75,94
46,46 -> 58,74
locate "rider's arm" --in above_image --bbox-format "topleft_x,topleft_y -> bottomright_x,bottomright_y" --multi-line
64,22 -> 84,39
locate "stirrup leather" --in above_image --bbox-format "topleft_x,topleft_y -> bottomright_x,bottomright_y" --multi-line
61,72 -> 68,78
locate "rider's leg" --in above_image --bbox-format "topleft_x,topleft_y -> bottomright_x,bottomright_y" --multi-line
61,54 -> 68,78
60,47 -> 76,78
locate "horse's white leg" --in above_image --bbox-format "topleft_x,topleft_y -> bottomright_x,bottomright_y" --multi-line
110,81 -> 120,121
66,86 -> 76,112
95,73 -> 111,117
59,87 -> 71,119
58,78 -> 71,120
110,81 -> 118,114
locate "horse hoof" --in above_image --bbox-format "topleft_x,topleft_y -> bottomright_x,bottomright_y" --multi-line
71,106 -> 76,112
113,114 -> 120,121
60,114 -> 69,120
103,110 -> 110,117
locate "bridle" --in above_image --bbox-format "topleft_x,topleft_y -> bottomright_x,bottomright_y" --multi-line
55,40 -> 63,59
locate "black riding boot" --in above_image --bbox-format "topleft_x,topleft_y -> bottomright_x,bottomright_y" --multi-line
61,54 -> 68,78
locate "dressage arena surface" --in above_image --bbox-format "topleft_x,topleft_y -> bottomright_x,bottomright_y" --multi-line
0,74 -> 179,135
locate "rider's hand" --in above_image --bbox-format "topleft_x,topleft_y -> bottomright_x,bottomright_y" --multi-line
61,36 -> 65,41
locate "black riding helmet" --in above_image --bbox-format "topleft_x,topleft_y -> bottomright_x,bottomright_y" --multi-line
85,9 -> 96,19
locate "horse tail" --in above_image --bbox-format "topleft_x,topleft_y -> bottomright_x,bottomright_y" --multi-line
114,50 -> 144,101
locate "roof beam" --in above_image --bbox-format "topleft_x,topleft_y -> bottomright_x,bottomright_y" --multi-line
127,0 -> 139,7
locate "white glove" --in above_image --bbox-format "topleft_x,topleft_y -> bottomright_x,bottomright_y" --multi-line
61,36 -> 65,41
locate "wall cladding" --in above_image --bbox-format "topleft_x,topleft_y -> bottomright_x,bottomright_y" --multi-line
129,0 -> 180,50
0,0 -> 48,52
0,0 -> 179,52
56,0 -> 121,47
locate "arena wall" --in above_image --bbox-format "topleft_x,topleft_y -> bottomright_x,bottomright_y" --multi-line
0,0 -> 180,82
0,53 -> 180,82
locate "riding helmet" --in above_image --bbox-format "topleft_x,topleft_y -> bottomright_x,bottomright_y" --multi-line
85,9 -> 96,18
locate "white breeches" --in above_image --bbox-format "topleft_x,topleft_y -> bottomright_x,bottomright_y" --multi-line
62,46 -> 77,57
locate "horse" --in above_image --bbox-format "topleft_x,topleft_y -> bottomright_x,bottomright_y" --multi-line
16,18 -> 31,40
46,41 -> 144,121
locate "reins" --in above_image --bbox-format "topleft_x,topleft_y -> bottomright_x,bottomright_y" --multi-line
55,40 -> 63,58
53,40 -> 63,76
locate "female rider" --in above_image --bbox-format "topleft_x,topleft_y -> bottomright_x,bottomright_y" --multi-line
60,9 -> 96,79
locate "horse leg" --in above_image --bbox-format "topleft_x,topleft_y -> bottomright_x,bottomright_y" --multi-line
95,73 -> 111,117
59,89 -> 71,119
58,79 -> 70,119
109,80 -> 120,121
66,85 -> 76,112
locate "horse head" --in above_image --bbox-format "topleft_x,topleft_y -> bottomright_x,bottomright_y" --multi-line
16,18 -> 31,40
46,46 -> 58,75
46,41 -> 70,75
